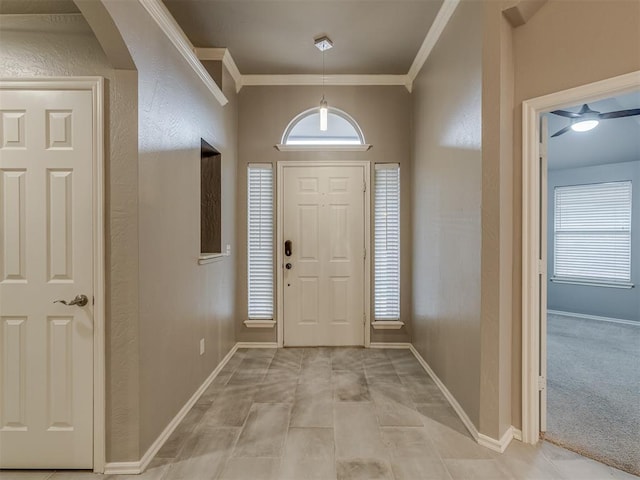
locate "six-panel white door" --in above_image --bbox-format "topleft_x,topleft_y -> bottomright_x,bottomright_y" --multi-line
283,165 -> 365,346
0,88 -> 94,468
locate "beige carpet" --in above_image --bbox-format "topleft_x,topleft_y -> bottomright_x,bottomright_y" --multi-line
546,313 -> 640,476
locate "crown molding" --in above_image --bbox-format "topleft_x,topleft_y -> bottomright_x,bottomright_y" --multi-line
194,47 -> 226,61
406,0 -> 461,88
195,47 -> 243,93
242,74 -> 410,90
138,0 -> 228,106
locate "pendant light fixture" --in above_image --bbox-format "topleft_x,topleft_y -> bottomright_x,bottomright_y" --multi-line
315,35 -> 333,131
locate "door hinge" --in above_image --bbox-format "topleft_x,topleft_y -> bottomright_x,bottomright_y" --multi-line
363,182 -> 367,193
363,313 -> 366,325
538,375 -> 546,391
93,296 -> 95,306
537,259 -> 544,275
364,248 -> 367,260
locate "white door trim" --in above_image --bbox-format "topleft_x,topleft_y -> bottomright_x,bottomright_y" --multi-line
276,161 -> 371,348
521,70 -> 640,445
0,77 -> 106,471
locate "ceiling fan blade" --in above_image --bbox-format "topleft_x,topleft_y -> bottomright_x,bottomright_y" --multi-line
551,125 -> 572,137
550,109 -> 581,118
598,108 -> 640,120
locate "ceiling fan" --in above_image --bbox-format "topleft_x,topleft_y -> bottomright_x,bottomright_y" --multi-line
550,103 -> 640,137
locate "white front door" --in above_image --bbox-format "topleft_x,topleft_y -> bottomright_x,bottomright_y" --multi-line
0,88 -> 94,468
283,165 -> 365,346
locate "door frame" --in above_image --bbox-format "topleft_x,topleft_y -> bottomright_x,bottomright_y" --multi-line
276,161 -> 371,348
521,70 -> 640,445
0,77 -> 106,471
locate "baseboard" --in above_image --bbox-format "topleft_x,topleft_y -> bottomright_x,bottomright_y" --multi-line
547,310 -> 639,327
407,344 -> 513,453
104,343 -> 239,475
102,461 -> 142,475
236,342 -> 279,348
407,345 -> 480,442
512,427 -> 523,441
369,342 -> 412,349
478,427 -> 514,453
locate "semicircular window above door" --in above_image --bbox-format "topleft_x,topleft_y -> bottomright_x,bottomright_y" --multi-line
277,107 -> 371,150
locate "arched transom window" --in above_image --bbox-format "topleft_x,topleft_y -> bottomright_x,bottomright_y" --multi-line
281,107 -> 367,146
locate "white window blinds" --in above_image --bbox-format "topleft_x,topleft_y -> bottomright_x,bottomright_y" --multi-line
248,164 -> 274,319
374,164 -> 400,320
554,181 -> 632,283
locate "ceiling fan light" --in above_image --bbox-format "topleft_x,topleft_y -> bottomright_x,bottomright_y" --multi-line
571,119 -> 599,132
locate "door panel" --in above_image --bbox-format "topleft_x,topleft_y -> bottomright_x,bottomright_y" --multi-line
0,89 -> 94,468
283,166 -> 365,346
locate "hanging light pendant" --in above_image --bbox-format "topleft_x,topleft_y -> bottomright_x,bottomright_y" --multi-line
314,35 -> 333,132
320,95 -> 328,131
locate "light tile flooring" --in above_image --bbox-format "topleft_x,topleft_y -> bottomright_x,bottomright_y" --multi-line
1,347 -> 638,480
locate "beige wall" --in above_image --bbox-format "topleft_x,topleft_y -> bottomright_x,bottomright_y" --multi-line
479,0 -> 514,440
102,0 -> 239,455
0,14 -> 142,461
509,0 -> 640,430
410,0 -> 482,427
237,86 -> 412,345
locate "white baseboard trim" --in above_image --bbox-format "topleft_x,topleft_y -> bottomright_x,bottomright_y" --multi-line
512,427 -> 523,441
407,344 -> 513,453
104,343 -> 239,475
102,461 -> 141,475
478,427 -> 514,453
236,342 -> 279,348
547,310 -> 639,327
407,345 -> 480,443
369,342 -> 412,349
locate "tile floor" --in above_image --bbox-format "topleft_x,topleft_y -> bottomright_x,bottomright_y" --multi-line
1,347 -> 637,480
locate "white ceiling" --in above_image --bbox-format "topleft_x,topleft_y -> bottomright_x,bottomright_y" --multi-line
547,91 -> 640,171
162,0 -> 444,75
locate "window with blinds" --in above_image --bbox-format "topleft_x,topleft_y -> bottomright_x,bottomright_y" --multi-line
248,165 -> 274,319
374,164 -> 400,320
553,181 -> 632,283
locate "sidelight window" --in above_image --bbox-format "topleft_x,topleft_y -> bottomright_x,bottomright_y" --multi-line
374,164 -> 401,320
247,164 -> 274,319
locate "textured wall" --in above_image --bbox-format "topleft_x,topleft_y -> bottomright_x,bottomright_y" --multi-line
0,14 -> 141,461
510,0 -> 640,430
547,161 -> 640,322
479,0 -> 514,441
101,0 -> 238,456
410,0 -> 482,427
237,85 -> 412,345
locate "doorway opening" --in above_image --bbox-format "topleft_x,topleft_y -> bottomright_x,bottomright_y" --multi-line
521,71 -> 640,476
544,91 -> 640,475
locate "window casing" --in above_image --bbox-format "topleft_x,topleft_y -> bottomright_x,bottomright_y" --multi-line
247,165 -> 274,319
374,164 -> 401,320
553,181 -> 632,285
